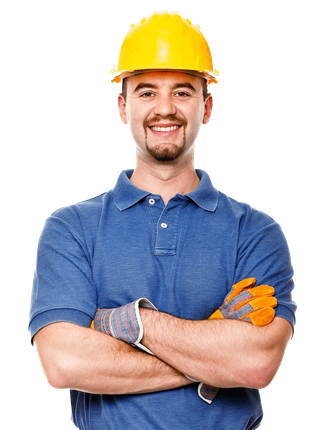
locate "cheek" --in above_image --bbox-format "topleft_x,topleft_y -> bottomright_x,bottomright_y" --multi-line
181,102 -> 205,124
186,111 -> 205,132
127,116 -> 147,144
127,104 -> 148,127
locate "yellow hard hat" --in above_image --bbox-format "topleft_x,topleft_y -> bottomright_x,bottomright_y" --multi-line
111,11 -> 219,84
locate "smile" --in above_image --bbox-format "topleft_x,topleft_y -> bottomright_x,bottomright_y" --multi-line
149,125 -> 181,132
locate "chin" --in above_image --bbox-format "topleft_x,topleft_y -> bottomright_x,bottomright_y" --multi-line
146,143 -> 185,162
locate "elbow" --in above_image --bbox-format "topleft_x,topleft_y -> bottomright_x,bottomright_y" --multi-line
37,351 -> 72,389
244,352 -> 280,389
251,318 -> 292,389
35,344 -> 72,389
249,363 -> 275,389
203,358 -> 276,390
44,361 -> 71,389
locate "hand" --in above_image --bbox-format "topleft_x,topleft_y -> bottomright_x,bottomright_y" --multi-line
92,298 -> 157,355
198,278 -> 277,404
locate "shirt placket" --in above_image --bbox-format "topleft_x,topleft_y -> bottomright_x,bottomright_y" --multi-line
147,195 -> 188,256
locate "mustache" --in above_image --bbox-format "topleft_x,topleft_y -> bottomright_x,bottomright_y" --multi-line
143,115 -> 187,130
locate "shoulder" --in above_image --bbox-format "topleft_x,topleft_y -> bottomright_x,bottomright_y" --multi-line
39,191 -> 114,248
52,191 -> 111,222
217,191 -> 276,230
215,192 -> 291,257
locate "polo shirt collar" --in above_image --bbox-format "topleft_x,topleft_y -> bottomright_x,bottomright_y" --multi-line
186,169 -> 219,212
113,170 -> 150,211
113,169 -> 218,212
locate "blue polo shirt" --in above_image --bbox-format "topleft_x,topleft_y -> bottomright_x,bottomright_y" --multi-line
29,169 -> 296,430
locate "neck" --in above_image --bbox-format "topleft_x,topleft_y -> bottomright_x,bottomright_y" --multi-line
130,157 -> 200,205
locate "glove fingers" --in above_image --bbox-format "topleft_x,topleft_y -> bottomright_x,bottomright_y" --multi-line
248,285 -> 275,297
227,297 -> 277,320
224,284 -> 275,314
219,283 -> 276,318
208,308 -> 223,320
233,295 -> 277,312
249,296 -> 277,310
241,307 -> 276,326
226,280 -> 275,302
226,278 -> 256,302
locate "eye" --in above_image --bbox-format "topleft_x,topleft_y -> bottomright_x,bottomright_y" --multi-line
140,92 -> 155,98
174,91 -> 191,98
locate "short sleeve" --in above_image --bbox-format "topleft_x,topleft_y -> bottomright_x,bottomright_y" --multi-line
29,210 -> 98,343
235,211 -> 297,333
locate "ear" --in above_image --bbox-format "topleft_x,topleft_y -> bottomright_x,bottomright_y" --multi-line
118,94 -> 128,124
202,94 -> 213,125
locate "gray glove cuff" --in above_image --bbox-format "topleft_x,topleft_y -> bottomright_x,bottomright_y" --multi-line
198,382 -> 219,404
94,298 -> 157,355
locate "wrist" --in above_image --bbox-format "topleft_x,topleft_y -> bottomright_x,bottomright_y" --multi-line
140,309 -> 201,384
139,307 -> 157,349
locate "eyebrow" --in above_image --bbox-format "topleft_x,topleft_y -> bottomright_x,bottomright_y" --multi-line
133,82 -> 197,93
172,82 -> 197,92
133,83 -> 158,93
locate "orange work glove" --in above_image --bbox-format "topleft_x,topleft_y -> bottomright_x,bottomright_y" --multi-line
198,278 -> 277,404
209,277 -> 277,326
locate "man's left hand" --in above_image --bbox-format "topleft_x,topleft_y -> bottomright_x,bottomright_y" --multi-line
198,278 -> 277,404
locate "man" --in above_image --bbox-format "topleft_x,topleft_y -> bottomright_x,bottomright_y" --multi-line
29,11 -> 296,430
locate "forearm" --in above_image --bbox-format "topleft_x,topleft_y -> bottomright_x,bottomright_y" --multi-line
34,322 -> 191,395
140,310 -> 291,389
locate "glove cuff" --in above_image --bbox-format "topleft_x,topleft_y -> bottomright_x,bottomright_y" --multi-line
133,298 -> 158,354
198,382 -> 219,404
184,374 -> 199,382
109,298 -> 157,355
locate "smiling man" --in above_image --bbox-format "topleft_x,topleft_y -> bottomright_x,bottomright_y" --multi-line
29,11 -> 296,430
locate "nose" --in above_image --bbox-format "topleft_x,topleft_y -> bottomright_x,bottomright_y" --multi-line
153,94 -> 177,117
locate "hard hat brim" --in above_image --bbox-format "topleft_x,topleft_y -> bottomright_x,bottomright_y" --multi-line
111,68 -> 218,84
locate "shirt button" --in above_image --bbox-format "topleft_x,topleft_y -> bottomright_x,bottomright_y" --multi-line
149,198 -> 155,205
161,222 -> 168,229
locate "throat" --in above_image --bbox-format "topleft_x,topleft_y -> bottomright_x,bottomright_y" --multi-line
130,164 -> 200,205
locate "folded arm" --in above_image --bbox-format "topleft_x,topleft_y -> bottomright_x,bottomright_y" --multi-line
140,310 -> 292,389
34,310 -> 291,395
34,322 -> 192,395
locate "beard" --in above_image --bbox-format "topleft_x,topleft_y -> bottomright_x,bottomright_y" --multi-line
144,115 -> 187,162
145,130 -> 187,162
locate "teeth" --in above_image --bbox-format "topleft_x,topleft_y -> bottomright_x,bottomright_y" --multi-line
151,125 -> 180,132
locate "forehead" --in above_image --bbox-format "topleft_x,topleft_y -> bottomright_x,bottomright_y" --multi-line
126,71 -> 204,91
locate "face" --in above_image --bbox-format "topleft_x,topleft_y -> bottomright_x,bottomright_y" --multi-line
118,71 -> 213,165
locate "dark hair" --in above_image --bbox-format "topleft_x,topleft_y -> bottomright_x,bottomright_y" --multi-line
121,77 -> 208,102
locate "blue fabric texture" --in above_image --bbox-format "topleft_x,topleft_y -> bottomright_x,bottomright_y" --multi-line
29,169 -> 296,430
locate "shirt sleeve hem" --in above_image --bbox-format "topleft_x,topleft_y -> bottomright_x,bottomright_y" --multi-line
275,304 -> 296,337
29,309 -> 93,345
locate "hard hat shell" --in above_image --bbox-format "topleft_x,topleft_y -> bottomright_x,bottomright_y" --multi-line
111,11 -> 219,84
